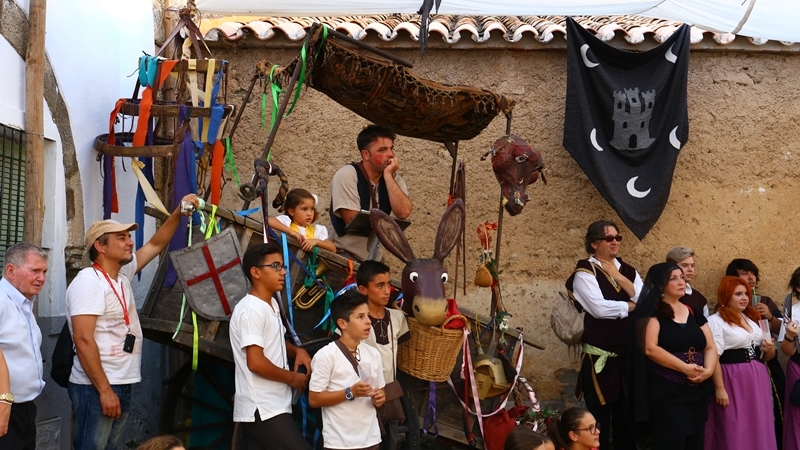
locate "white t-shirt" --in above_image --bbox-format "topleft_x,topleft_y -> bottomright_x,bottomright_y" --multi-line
707,312 -> 766,355
275,214 -> 329,240
309,340 -> 385,449
66,255 -> 143,385
364,308 -> 409,383
777,296 -> 798,342
230,294 -> 293,422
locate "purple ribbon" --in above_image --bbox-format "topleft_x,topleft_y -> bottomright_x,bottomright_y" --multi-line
423,381 -> 439,436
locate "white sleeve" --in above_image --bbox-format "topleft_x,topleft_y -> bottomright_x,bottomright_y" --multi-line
330,166 -> 362,217
67,274 -> 106,317
630,270 -> 643,303
309,348 -> 333,393
708,316 -> 725,356
237,306 -> 270,350
314,224 -> 329,240
276,215 -> 292,227
572,270 -> 630,319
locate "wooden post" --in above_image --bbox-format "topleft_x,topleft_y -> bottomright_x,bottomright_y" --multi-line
23,0 -> 47,246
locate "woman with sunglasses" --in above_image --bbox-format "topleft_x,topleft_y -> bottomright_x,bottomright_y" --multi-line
779,267 -> 800,450
631,262 -> 716,450
547,407 -> 600,450
704,276 -> 777,450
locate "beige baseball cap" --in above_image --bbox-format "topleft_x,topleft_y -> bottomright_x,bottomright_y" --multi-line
84,219 -> 139,254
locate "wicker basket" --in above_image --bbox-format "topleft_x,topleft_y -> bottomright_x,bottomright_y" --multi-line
398,315 -> 466,382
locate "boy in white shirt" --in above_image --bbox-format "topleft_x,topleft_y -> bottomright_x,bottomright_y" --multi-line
309,290 -> 386,450
230,242 -> 312,450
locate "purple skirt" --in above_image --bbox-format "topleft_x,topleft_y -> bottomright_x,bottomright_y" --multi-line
704,360 -> 776,450
785,359 -> 800,450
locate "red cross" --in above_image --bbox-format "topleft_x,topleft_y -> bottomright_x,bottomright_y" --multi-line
185,246 -> 241,315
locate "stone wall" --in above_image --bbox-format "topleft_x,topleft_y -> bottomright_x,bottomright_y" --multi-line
210,44 -> 800,402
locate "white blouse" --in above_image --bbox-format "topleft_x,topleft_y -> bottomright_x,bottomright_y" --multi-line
707,312 -> 765,356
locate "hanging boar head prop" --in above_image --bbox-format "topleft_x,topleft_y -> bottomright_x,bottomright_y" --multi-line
370,199 -> 465,326
482,135 -> 546,216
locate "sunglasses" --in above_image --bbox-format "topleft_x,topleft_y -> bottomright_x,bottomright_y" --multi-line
257,262 -> 288,272
597,235 -> 623,243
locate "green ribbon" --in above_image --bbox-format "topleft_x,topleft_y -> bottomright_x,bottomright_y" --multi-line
223,137 -> 240,188
261,91 -> 267,129
583,343 -> 619,374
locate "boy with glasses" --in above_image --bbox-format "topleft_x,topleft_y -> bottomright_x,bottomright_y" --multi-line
565,220 -> 643,450
230,242 -> 312,450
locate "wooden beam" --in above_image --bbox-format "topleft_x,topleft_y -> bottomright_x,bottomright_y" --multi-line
23,0 -> 46,246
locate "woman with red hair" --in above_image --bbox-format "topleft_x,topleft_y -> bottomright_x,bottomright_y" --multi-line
704,276 -> 777,449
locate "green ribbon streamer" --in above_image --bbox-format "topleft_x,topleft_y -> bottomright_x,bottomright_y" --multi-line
261,91 -> 267,129
223,137 -> 241,188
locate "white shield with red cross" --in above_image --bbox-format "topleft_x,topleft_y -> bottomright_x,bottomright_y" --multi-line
169,226 -> 249,321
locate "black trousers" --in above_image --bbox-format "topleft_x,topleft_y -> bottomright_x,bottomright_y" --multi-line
0,401 -> 36,450
241,411 -> 311,450
651,426 -> 704,450
582,374 -> 635,450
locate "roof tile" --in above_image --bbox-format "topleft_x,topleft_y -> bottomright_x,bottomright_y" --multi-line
198,14 -> 798,48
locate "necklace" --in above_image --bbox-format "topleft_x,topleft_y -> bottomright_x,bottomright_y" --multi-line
374,319 -> 388,340
350,347 -> 361,362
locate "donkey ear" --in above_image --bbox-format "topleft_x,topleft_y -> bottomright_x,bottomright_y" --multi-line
433,199 -> 466,261
370,208 -> 415,264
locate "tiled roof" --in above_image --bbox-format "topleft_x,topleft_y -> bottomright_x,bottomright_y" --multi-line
199,14 -> 797,48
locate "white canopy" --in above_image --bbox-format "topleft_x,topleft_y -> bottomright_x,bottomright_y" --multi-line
195,0 -> 800,43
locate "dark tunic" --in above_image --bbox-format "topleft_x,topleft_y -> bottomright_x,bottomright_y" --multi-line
648,305 -> 711,435
566,258 -> 637,405
681,288 -> 708,314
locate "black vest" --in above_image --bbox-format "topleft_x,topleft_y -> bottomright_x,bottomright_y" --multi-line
330,163 -> 391,236
566,258 -> 637,355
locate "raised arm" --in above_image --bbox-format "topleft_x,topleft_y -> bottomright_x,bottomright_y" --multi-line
383,159 -> 411,219
135,193 -> 199,270
572,271 -> 634,319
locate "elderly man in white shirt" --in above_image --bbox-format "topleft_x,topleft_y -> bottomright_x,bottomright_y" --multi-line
0,243 -> 49,450
565,220 -> 643,450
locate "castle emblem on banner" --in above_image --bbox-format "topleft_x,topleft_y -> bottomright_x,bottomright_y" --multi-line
610,88 -> 656,150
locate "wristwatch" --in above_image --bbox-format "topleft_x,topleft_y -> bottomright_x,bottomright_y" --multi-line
0,393 -> 14,403
345,387 -> 354,401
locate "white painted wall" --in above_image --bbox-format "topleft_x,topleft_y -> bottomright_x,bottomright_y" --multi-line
0,0 -> 158,316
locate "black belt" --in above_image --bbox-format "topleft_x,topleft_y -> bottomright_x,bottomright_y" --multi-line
719,347 -> 762,364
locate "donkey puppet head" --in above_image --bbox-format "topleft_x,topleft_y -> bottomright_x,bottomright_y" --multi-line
370,199 -> 466,326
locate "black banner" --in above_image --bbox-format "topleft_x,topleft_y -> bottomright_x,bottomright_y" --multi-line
563,17 -> 690,239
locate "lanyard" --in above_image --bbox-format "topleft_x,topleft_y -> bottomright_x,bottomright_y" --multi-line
93,263 -> 130,328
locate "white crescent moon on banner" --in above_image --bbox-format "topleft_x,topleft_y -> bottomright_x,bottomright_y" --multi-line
669,126 -> 681,149
627,176 -> 651,198
665,43 -> 678,63
590,128 -> 603,151
581,44 -> 599,68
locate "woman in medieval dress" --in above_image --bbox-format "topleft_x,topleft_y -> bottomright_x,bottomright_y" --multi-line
704,276 -> 777,450
780,267 -> 800,450
638,262 -> 716,450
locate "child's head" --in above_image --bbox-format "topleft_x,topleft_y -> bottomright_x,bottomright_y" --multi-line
284,188 -> 318,226
547,407 -> 599,450
331,289 -> 371,340
504,426 -> 554,450
356,260 -> 392,307
242,242 -> 286,292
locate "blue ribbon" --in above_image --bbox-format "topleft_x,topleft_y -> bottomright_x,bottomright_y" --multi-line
282,232 -> 295,330
235,206 -> 262,216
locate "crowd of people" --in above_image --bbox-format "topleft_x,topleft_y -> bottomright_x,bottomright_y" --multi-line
562,219 -> 800,450
2,121 -> 799,450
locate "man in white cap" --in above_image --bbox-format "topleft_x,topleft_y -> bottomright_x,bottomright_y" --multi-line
65,193 -> 198,450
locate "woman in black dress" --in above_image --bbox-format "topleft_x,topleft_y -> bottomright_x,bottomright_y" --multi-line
635,262 -> 718,450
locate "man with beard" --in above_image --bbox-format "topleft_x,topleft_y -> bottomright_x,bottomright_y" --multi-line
329,124 -> 412,261
65,193 -> 198,450
566,220 -> 643,450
